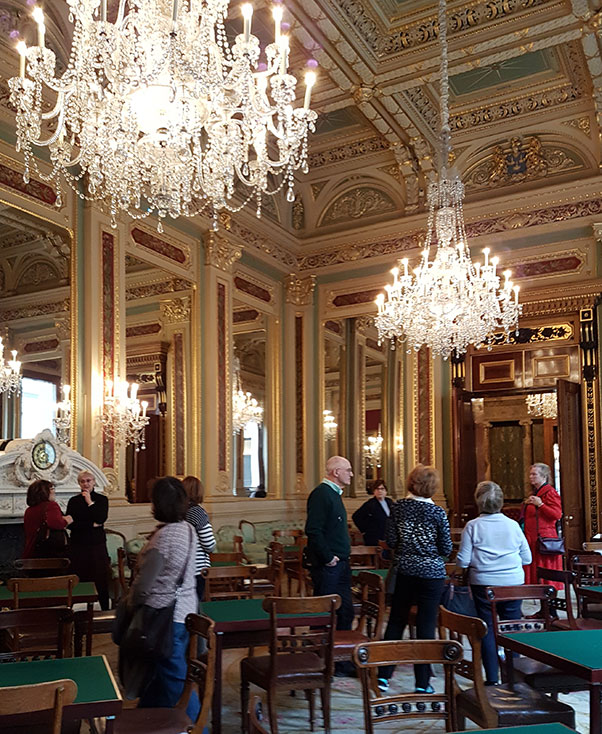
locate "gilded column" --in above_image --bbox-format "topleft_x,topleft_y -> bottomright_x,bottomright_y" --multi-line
202,232 -> 241,498
284,274 -> 316,497
580,306 -> 600,537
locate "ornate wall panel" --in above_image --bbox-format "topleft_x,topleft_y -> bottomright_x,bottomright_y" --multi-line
101,230 -> 115,470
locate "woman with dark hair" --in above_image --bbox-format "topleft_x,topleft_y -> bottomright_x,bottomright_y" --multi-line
523,462 -> 563,589
129,476 -> 199,716
23,479 -> 72,558
352,479 -> 393,545
182,475 -> 216,602
378,464 -> 452,694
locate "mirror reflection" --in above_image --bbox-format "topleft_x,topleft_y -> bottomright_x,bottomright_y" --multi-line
0,205 -> 71,440
232,302 -> 267,497
364,325 -> 385,483
324,320 -> 343,456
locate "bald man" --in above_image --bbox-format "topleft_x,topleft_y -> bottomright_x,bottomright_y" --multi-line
305,456 -> 354,674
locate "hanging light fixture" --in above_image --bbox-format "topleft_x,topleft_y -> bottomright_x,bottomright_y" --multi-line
0,337 -> 21,396
53,384 -> 72,444
9,1 -> 318,231
323,409 -> 337,440
374,0 -> 521,360
232,357 -> 263,433
526,392 -> 558,420
364,425 -> 383,468
101,379 -> 149,451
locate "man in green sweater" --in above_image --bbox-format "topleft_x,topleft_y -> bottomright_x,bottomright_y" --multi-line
305,455 -> 354,674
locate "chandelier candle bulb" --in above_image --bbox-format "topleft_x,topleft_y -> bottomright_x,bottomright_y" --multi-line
32,7 -> 45,47
141,401 -> 148,418
101,0 -> 107,21
130,382 -> 138,401
279,36 -> 289,74
304,70 -> 316,109
171,0 -> 178,22
241,4 -> 253,42
16,41 -> 26,78
272,5 -> 283,42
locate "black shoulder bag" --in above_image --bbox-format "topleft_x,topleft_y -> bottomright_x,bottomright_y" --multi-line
535,503 -> 565,556
34,508 -> 68,558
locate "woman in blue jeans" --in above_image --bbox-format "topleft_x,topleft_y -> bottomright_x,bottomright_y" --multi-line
455,481 -> 532,685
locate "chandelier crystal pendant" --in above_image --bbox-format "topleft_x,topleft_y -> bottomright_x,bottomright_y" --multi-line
526,392 -> 558,420
53,384 -> 72,444
0,337 -> 22,396
374,0 -> 521,359
9,0 -> 318,230
232,357 -> 263,433
101,379 -> 149,451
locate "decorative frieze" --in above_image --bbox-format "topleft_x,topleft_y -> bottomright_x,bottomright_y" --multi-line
161,296 -> 191,324
285,274 -> 316,306
307,136 -> 389,168
203,233 -> 242,272
130,226 -> 190,266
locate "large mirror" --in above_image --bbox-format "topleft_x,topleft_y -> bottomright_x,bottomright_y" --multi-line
124,250 -> 194,502
323,320 -> 344,457
364,327 -> 385,484
232,301 -> 267,497
0,203 -> 72,441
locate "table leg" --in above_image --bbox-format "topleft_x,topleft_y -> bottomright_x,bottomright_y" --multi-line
86,603 -> 93,657
212,631 -> 223,734
504,646 -> 515,687
590,683 -> 601,734
105,716 -> 115,734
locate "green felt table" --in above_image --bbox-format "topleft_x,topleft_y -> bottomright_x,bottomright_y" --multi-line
451,725 -> 575,734
500,629 -> 602,734
352,568 -> 387,579
0,655 -> 121,731
0,580 -> 97,604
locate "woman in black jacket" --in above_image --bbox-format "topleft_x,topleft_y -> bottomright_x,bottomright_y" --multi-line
352,479 -> 393,545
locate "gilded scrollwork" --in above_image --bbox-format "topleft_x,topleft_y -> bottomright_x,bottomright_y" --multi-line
161,296 -> 191,324
292,194 -> 305,231
320,187 -> 396,225
307,136 -> 389,168
285,274 -> 316,306
203,233 -> 242,272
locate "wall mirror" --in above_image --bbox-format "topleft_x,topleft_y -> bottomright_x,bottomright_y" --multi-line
232,299 -> 268,497
124,250 -> 194,502
364,326 -> 386,484
323,320 -> 344,457
0,203 -> 72,441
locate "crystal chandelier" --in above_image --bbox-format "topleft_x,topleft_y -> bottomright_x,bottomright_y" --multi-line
53,384 -> 72,444
232,358 -> 263,433
101,379 -> 149,450
526,392 -> 558,420
374,0 -> 521,360
323,409 -> 337,440
364,426 -> 383,468
0,337 -> 21,396
9,1 -> 318,230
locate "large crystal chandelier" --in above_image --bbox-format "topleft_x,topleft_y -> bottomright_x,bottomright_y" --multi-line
9,1 -> 317,230
526,392 -> 558,420
323,409 -> 337,440
232,357 -> 263,433
53,384 -> 72,444
101,379 -> 149,450
0,338 -> 21,396
374,0 -> 521,360
364,426 -> 383,468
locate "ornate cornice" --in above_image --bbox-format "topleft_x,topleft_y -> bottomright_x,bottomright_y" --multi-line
285,274 -> 316,306
307,136 -> 389,168
130,226 -> 190,268
519,281 -> 602,316
203,233 -> 242,272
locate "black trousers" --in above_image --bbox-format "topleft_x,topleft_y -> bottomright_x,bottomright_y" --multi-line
380,573 -> 445,688
69,542 -> 111,610
310,558 -> 354,630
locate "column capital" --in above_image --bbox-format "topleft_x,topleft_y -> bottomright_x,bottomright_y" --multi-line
203,232 -> 242,272
160,295 -> 191,325
285,273 -> 316,306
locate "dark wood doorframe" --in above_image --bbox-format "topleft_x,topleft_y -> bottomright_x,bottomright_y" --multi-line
451,386 -> 477,526
557,379 -> 584,549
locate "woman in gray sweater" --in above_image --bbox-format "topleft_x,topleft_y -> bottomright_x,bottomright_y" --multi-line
455,481 -> 532,685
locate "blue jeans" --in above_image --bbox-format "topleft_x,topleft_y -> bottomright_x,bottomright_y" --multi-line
138,621 -> 200,720
310,558 -> 354,631
471,585 -> 522,684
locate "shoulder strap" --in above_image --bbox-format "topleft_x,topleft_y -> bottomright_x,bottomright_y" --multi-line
176,523 -> 194,588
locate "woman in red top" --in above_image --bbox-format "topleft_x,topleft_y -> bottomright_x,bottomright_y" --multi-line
523,462 -> 563,589
23,479 -> 72,558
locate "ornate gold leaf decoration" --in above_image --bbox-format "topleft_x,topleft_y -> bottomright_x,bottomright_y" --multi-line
320,187 -> 397,226
285,274 -> 316,306
203,233 -> 242,272
161,296 -> 191,324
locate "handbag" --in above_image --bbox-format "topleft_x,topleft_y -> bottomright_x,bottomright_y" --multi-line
535,506 -> 565,556
440,580 -> 478,617
34,509 -> 68,558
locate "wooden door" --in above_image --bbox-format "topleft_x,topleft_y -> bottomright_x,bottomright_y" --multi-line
452,386 -> 477,526
557,379 -> 584,549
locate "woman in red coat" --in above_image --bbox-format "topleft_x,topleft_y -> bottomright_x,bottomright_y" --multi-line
23,479 -> 72,558
523,462 -> 563,588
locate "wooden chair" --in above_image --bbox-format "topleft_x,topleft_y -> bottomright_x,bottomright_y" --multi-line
6,574 -> 79,609
582,541 -> 602,553
209,551 -> 244,565
253,541 -> 285,597
249,696 -> 271,734
438,606 -> 575,730
240,594 -> 340,734
0,679 -> 78,734
0,607 -> 75,661
12,558 -> 71,577
233,535 -> 253,564
272,528 -> 304,544
349,528 -> 365,546
73,608 -> 117,657
202,564 -> 256,600
487,584 -> 588,695
114,614 -> 216,734
537,566 -> 602,630
283,536 -> 309,596
376,540 -> 393,569
349,545 -> 380,571
333,570 -> 385,663
352,639 -> 463,734
105,528 -> 129,603
570,553 -> 602,617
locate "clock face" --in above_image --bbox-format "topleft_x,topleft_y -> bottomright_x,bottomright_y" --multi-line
32,440 -> 56,470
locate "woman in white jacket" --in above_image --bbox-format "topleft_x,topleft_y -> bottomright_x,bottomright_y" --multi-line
455,481 -> 532,685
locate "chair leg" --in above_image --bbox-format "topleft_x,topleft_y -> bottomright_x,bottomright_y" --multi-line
305,689 -> 315,731
320,684 -> 332,734
267,685 -> 279,734
241,670 -> 250,733
456,712 -> 467,731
